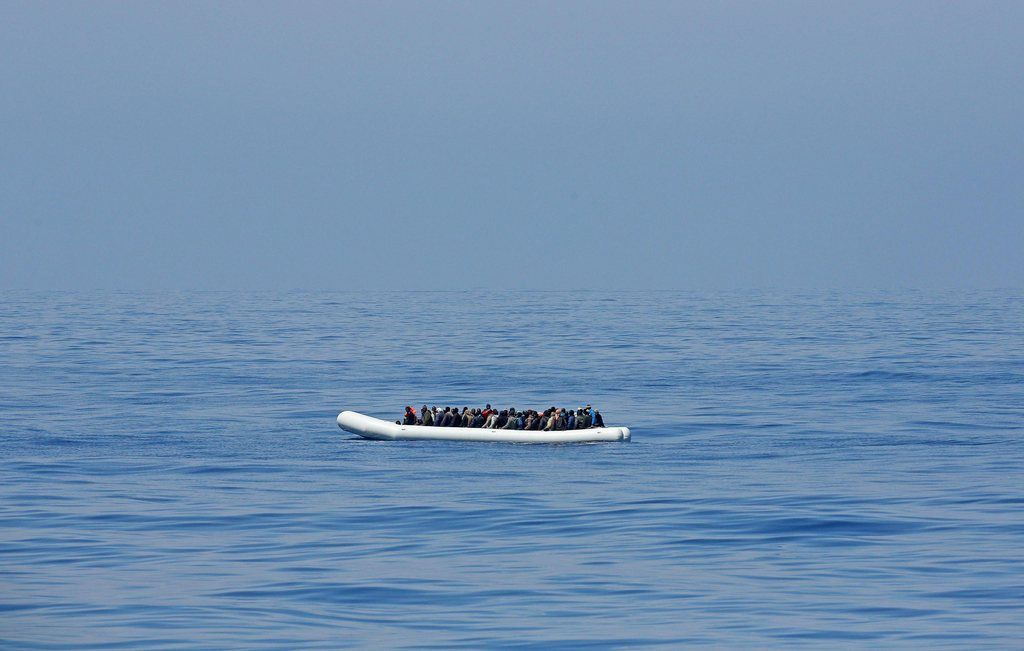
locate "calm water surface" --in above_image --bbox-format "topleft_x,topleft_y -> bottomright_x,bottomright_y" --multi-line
1,290 -> 1022,648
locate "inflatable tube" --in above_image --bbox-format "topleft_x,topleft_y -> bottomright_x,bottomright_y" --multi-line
337,411 -> 630,443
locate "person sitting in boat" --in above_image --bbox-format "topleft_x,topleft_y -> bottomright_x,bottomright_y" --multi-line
553,409 -> 565,430
580,408 -> 593,429
539,409 -> 552,431
402,406 -> 417,426
483,410 -> 499,429
420,405 -> 432,426
593,409 -> 604,427
502,408 -> 519,429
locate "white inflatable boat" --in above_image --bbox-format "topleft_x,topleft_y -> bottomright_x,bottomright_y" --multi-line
336,411 -> 630,443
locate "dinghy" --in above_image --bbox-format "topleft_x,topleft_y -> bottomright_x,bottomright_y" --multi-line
337,410 -> 630,443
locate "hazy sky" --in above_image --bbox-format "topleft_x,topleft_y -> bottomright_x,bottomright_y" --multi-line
2,1 -> 1022,289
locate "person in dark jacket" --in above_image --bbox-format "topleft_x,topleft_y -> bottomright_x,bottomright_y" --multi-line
403,406 -> 417,426
502,408 -> 518,429
593,410 -> 604,427
470,409 -> 484,428
555,409 -> 567,430
422,406 -> 433,426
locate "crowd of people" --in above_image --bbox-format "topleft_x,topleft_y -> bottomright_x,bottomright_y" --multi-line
400,404 -> 605,430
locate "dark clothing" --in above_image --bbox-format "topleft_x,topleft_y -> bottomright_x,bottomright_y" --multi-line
593,412 -> 604,427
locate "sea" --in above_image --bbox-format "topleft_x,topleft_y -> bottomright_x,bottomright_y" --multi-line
1,289 -> 1022,649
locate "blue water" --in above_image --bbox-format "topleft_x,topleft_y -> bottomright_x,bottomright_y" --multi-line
2,290 -> 1022,648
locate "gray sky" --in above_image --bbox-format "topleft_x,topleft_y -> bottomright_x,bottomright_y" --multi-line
2,1 -> 1022,289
